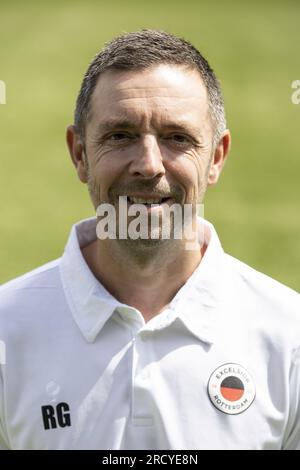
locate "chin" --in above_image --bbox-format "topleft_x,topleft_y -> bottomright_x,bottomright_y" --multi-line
117,236 -> 172,251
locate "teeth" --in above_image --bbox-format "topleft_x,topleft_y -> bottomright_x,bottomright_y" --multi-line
128,197 -> 164,204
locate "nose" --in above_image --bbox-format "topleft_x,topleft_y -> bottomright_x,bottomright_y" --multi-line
129,134 -> 165,178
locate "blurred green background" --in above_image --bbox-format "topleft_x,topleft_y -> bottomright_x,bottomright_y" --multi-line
0,0 -> 299,290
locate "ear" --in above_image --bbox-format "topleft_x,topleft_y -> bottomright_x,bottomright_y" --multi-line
66,125 -> 88,183
207,130 -> 231,186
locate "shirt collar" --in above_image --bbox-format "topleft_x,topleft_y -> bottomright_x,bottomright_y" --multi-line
60,217 -> 227,344
166,219 -> 226,344
60,217 -> 123,343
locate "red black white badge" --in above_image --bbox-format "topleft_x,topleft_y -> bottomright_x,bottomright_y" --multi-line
208,363 -> 256,415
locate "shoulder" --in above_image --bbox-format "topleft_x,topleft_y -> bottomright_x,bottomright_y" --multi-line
225,253 -> 299,303
0,258 -> 61,294
0,259 -> 63,326
224,254 -> 300,340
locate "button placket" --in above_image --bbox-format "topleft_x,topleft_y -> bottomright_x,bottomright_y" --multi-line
131,331 -> 154,426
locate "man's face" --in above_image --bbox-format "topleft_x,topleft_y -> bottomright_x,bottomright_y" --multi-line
85,63 -> 214,201
68,64 -> 228,246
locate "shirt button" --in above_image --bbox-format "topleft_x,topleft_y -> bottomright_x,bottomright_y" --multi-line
140,331 -> 151,341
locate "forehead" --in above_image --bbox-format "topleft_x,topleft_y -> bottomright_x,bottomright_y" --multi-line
88,64 -> 210,129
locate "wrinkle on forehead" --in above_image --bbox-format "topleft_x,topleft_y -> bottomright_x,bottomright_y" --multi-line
93,64 -> 207,101
88,64 -> 211,137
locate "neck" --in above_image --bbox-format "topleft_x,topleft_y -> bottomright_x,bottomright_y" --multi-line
82,237 -> 204,322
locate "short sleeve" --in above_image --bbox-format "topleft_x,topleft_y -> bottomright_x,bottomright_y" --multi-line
282,346 -> 300,450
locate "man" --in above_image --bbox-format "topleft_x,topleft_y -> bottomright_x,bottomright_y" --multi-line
0,29 -> 299,450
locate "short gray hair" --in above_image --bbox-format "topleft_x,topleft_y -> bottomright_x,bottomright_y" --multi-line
74,29 -> 227,146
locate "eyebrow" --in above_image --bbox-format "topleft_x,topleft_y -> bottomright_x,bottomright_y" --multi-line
96,118 -> 201,137
97,119 -> 138,133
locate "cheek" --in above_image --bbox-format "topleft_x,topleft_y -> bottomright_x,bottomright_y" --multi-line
168,153 -> 208,197
89,153 -> 127,196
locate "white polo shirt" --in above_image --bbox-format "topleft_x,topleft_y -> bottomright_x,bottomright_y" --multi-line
0,217 -> 299,450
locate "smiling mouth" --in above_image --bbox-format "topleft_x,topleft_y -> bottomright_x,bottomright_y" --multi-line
127,196 -> 172,206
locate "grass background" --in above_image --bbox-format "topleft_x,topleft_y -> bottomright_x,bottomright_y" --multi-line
0,0 -> 299,291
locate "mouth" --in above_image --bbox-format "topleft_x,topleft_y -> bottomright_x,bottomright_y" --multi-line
126,195 -> 172,207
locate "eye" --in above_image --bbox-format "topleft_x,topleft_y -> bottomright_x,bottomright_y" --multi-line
164,134 -> 192,147
107,132 -> 132,142
172,134 -> 188,143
